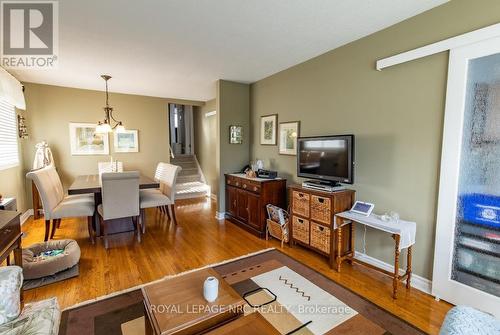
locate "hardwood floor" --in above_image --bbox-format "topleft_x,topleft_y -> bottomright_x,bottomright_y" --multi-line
20,197 -> 451,334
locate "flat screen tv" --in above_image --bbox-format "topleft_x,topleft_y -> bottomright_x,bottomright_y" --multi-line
297,135 -> 355,184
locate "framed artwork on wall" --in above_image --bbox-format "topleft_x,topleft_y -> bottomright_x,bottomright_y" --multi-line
69,122 -> 109,155
260,114 -> 277,145
114,129 -> 139,153
229,125 -> 243,144
278,121 -> 300,155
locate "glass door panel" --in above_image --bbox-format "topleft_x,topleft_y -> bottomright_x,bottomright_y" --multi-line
452,52 -> 500,297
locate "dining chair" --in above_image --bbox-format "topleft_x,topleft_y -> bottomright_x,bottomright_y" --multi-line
26,167 -> 95,242
98,161 -> 123,174
98,171 -> 140,249
139,163 -> 182,231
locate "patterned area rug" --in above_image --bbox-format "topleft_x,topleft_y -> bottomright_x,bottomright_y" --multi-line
59,249 -> 424,335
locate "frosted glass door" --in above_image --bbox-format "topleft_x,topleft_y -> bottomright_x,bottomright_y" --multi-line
433,37 -> 500,316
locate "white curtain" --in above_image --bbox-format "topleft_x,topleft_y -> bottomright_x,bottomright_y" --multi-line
0,67 -> 25,110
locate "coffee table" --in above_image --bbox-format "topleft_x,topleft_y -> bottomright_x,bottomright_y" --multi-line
142,268 -> 245,335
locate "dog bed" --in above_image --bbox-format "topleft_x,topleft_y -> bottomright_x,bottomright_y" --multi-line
22,239 -> 80,289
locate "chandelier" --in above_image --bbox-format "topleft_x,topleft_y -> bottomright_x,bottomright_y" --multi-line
96,75 -> 125,133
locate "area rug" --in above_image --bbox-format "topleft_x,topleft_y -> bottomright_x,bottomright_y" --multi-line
59,249 -> 424,335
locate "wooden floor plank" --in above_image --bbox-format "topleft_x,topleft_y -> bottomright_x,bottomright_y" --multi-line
20,198 -> 451,334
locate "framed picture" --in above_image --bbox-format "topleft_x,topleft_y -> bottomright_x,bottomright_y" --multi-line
229,125 -> 243,144
260,114 -> 277,145
69,123 -> 109,155
279,121 -> 300,155
114,129 -> 139,153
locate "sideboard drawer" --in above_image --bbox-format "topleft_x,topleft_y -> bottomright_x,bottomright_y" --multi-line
311,195 -> 331,225
310,222 -> 331,254
292,216 -> 310,245
292,191 -> 310,217
241,180 -> 261,193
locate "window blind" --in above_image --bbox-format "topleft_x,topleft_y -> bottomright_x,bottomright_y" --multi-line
0,98 -> 19,170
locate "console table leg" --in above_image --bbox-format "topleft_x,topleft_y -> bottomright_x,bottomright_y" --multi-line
336,221 -> 342,272
348,222 -> 355,264
406,245 -> 412,289
393,234 -> 400,299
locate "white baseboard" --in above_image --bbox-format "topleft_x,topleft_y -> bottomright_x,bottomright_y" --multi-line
215,211 -> 226,220
20,209 -> 34,225
354,251 -> 432,295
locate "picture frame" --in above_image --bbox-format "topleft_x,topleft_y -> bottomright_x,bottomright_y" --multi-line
69,122 -> 109,155
114,129 -> 139,153
278,121 -> 300,155
260,114 -> 277,145
229,125 -> 243,144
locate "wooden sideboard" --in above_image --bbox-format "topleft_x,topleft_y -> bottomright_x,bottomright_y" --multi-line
225,174 -> 286,237
0,210 -> 22,267
289,185 -> 355,268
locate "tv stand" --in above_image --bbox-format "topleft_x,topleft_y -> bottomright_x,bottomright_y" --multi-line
302,180 -> 345,192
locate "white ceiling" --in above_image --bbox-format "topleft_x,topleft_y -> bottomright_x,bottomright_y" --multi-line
13,0 -> 448,101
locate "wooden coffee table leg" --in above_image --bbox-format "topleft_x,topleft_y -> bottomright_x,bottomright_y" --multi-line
144,306 -> 154,335
393,234 -> 400,299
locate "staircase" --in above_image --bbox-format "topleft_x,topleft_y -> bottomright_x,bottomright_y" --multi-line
171,155 -> 211,200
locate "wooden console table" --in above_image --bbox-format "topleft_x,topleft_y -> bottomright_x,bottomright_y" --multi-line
0,211 -> 23,299
334,211 -> 416,299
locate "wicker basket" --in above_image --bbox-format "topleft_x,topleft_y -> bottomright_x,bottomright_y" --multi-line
266,219 -> 289,247
311,195 -> 331,224
292,216 -> 310,244
292,191 -> 310,217
266,204 -> 289,248
310,222 -> 331,254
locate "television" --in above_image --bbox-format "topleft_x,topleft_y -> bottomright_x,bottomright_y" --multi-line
297,135 -> 355,185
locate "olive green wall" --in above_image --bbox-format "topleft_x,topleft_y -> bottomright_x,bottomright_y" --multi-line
217,80 -> 250,213
194,99 -> 218,196
20,83 -> 203,209
250,0 -> 500,279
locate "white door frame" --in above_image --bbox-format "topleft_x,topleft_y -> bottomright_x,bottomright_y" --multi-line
432,36 -> 500,317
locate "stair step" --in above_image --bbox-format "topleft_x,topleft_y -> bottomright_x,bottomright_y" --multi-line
177,175 -> 202,183
175,182 -> 210,200
175,162 -> 197,169
179,168 -> 199,176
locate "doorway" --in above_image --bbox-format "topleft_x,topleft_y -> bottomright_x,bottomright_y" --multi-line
168,103 -> 194,156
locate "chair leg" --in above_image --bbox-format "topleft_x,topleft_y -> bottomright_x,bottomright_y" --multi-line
165,205 -> 171,220
170,204 -> 177,224
133,216 -> 141,243
57,220 -> 61,228
44,220 -> 51,241
100,216 -> 108,249
141,209 -> 146,234
50,219 -> 59,239
87,216 -> 95,244
6,254 -> 10,265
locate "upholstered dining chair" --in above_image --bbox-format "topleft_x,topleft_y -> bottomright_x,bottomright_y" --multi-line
139,163 -> 182,231
98,171 -> 140,249
26,167 -> 95,242
98,161 -> 123,174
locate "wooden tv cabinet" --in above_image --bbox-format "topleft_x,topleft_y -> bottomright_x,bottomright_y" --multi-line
225,174 -> 286,238
289,185 -> 355,268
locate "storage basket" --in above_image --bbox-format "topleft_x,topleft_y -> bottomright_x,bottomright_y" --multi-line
292,191 -> 310,217
310,222 -> 331,254
266,205 -> 289,248
292,216 -> 310,244
311,195 -> 331,224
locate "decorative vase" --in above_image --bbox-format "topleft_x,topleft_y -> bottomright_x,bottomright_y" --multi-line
203,276 -> 219,303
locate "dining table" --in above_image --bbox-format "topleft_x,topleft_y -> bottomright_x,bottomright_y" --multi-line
68,174 -> 159,236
